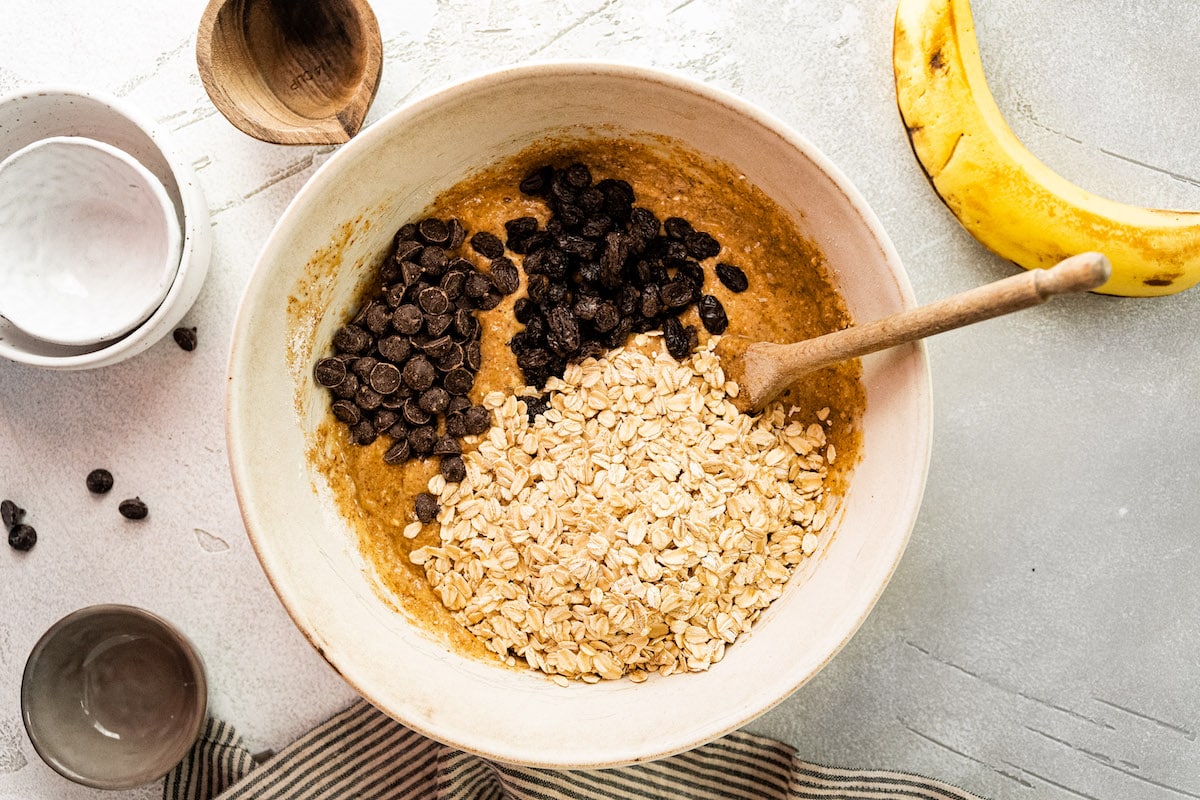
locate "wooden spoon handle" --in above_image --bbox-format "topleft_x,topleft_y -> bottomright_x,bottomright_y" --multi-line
762,251 -> 1111,379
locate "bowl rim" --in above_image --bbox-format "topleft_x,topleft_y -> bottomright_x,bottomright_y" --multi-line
0,84 -> 211,369
20,603 -> 209,790
227,60 -> 932,766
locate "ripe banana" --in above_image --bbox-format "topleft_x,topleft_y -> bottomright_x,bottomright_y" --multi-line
893,0 -> 1200,297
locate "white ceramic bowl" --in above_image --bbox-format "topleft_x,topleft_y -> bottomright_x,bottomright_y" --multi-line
228,63 -> 932,767
0,136 -> 182,345
0,87 -> 211,369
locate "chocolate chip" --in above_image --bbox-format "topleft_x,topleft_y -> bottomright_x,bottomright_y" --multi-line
331,373 -> 359,399
440,455 -> 467,483
470,231 -> 505,259
173,326 -> 198,351
447,218 -> 467,250
414,493 -> 439,523
418,286 -> 451,315
408,425 -> 437,455
432,435 -> 461,456
369,362 -> 402,394
464,341 -> 482,372
464,272 -> 492,300
373,409 -> 399,433
445,413 -> 467,438
715,262 -> 749,293
425,312 -> 453,338
419,335 -> 454,360
393,239 -> 422,263
382,439 -> 411,465
443,368 -> 475,396
447,396 -> 472,416
392,306 -> 424,335
314,357 -> 347,387
440,270 -> 467,300
355,384 -> 383,411
86,469 -> 114,495
435,342 -> 465,372
1,499 -> 25,528
416,249 -> 445,279
402,356 -> 436,391
698,294 -> 729,334
351,356 -> 379,380
332,399 -> 361,425
8,523 -> 36,551
118,497 -> 149,520
364,302 -> 392,335
417,217 -> 449,245
377,335 -> 411,364
475,291 -> 503,311
351,419 -> 378,445
462,405 -> 491,436
418,387 -> 450,415
402,397 -> 432,426
332,324 -> 372,354
453,308 -> 478,340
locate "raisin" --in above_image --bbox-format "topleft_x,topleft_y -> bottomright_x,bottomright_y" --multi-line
470,231 -> 505,259
715,262 -> 749,293
660,278 -> 697,309
698,294 -> 729,334
491,260 -> 520,295
663,317 -> 692,361
684,230 -> 721,260
519,166 -> 554,196
546,307 -> 580,356
523,395 -> 551,422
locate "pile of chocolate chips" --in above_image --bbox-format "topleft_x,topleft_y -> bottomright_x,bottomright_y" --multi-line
314,217 -> 518,478
502,162 -> 749,388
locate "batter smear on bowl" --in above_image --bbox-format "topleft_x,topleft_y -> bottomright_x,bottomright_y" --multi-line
303,134 -> 867,682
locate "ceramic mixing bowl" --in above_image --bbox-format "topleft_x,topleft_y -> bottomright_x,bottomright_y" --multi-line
227,63 -> 931,767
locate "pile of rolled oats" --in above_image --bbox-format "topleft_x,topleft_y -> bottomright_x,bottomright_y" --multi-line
408,334 -> 837,684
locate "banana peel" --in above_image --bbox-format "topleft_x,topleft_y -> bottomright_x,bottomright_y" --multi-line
894,0 -> 1200,297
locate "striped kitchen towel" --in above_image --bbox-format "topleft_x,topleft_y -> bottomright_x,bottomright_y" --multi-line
163,700 -> 985,800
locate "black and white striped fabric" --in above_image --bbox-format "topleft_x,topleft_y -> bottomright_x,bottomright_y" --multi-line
163,701 -> 985,800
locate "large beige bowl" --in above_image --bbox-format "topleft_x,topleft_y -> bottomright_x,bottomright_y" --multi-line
228,63 -> 931,767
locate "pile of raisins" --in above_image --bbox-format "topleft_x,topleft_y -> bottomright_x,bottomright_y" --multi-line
502,162 -> 748,388
315,217 -> 517,478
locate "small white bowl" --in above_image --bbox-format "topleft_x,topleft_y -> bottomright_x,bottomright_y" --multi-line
228,63 -> 932,767
0,87 -> 211,369
0,136 -> 182,346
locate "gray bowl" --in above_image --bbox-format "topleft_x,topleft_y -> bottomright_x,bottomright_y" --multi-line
21,605 -> 208,789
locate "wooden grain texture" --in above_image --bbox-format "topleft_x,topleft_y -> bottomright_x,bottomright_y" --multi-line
723,252 -> 1111,413
195,0 -> 383,145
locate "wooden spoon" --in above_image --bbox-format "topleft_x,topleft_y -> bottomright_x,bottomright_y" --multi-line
196,0 -> 383,145
718,252 -> 1112,414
